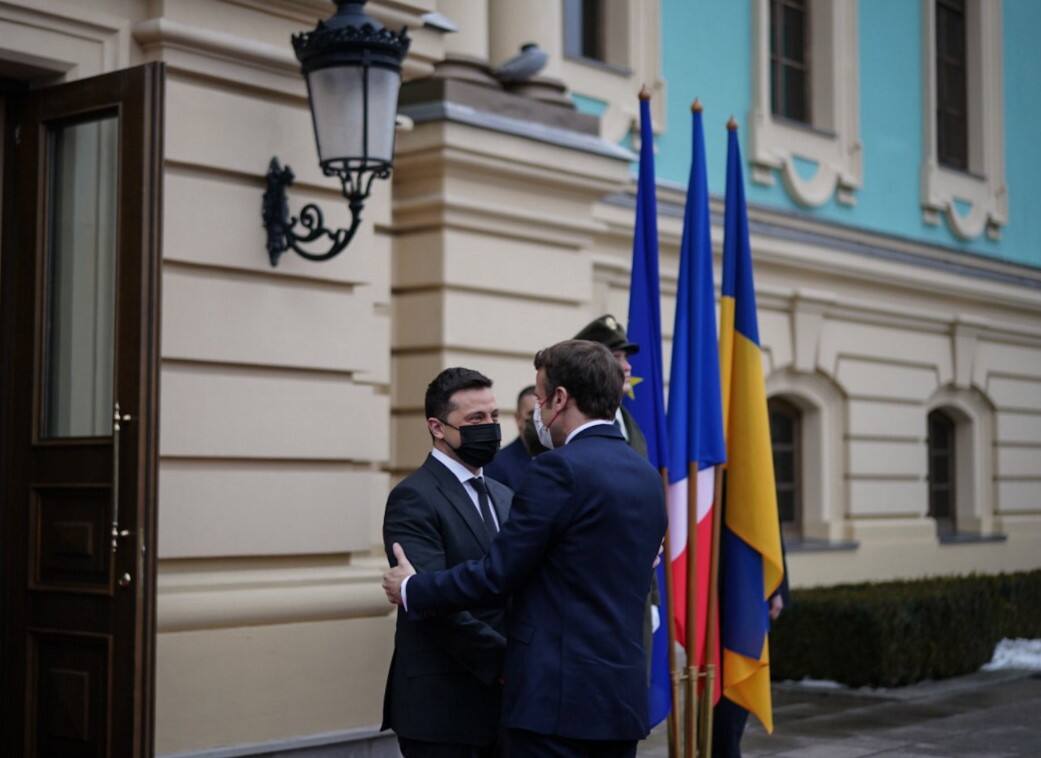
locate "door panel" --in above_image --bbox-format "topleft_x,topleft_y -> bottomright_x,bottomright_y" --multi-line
1,63 -> 163,758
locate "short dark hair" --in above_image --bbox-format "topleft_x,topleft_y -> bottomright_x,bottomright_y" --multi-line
516,385 -> 536,407
533,340 -> 623,420
425,368 -> 493,421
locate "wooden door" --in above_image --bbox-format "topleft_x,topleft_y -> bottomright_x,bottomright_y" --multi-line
0,63 -> 163,758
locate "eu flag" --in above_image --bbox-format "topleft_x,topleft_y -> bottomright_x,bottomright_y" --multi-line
622,93 -> 670,727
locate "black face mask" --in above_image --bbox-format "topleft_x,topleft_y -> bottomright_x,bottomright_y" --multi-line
441,421 -> 501,468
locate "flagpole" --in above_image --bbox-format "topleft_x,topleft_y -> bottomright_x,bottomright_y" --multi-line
699,466 -> 726,756
684,462 -> 700,758
660,469 -> 682,758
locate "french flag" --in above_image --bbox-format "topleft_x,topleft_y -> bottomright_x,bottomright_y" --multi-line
666,103 -> 726,689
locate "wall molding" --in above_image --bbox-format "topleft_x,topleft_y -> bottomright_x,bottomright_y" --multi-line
157,561 -> 391,632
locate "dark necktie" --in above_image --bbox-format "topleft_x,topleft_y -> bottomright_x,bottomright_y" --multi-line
469,476 -> 498,542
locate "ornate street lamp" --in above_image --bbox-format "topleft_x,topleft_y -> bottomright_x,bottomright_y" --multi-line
263,0 -> 410,266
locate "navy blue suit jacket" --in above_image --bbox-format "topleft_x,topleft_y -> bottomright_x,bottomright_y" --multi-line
483,437 -> 531,491
403,423 -> 667,741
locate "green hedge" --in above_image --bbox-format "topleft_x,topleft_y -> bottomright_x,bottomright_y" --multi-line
770,570 -> 1041,688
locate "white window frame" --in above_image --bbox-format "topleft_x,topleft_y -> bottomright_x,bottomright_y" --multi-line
921,0 -> 1007,240
560,0 -> 666,144
749,0 -> 862,207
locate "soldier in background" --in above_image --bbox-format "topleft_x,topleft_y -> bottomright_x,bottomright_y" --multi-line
574,315 -> 648,457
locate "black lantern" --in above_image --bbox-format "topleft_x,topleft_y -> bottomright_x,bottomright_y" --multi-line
263,0 -> 411,266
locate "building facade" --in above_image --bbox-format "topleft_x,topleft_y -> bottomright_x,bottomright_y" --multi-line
0,1 -> 1038,757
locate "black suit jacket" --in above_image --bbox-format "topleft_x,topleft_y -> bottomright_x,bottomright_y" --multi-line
381,454 -> 513,745
406,425 -> 667,741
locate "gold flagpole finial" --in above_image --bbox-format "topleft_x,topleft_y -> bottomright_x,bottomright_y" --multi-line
639,84 -> 651,101
727,115 -> 738,131
691,98 -> 703,113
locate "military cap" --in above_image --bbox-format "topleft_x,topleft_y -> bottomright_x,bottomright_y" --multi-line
573,314 -> 639,355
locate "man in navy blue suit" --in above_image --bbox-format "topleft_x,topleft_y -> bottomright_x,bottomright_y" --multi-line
384,340 -> 667,758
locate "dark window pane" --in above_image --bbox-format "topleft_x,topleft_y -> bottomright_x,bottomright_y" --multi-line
941,65 -> 966,111
770,411 -> 793,443
936,0 -> 968,170
777,489 -> 796,524
770,0 -> 810,124
930,489 -> 951,520
581,0 -> 603,60
786,67 -> 808,122
563,0 -> 604,61
782,5 -> 806,62
927,409 -> 956,530
768,399 -> 801,532
931,454 -> 949,484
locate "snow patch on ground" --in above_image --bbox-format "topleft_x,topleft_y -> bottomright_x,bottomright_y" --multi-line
794,677 -> 845,689
982,638 -> 1041,671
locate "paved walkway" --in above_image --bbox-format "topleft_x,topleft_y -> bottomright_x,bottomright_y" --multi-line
639,669 -> 1041,757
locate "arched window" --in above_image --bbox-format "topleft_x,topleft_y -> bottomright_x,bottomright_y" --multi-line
927,409 -> 957,535
768,398 -> 801,538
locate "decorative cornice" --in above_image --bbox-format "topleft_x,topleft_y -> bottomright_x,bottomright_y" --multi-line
157,562 -> 391,631
400,101 -> 634,162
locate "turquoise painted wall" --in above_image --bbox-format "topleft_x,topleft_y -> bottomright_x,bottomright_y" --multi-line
647,0 -> 1041,268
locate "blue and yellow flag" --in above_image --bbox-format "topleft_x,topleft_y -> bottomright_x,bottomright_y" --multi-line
718,122 -> 784,732
622,93 -> 671,728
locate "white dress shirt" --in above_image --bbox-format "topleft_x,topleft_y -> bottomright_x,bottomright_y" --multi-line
429,447 -> 501,530
566,418 -> 615,445
613,408 -> 629,442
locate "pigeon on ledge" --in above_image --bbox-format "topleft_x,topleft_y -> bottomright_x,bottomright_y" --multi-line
494,43 -> 549,83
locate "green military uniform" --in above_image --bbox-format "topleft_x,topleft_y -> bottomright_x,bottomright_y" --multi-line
574,314 -> 660,678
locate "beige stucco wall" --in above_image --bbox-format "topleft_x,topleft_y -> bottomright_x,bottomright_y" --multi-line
2,1 -> 1040,756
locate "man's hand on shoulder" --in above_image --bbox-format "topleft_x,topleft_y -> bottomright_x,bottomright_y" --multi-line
383,542 -> 416,606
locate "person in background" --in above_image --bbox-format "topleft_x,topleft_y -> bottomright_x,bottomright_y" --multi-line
573,315 -> 647,458
484,385 -> 546,490
381,367 -> 513,758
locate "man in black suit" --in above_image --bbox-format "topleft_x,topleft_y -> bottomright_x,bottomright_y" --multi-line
573,315 -> 648,459
384,341 -> 667,758
381,368 -> 513,758
484,385 -> 543,490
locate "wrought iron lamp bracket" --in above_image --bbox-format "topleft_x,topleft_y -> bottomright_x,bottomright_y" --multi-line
263,156 -> 380,267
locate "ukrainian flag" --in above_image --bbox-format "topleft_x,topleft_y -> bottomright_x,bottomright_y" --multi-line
718,122 -> 784,732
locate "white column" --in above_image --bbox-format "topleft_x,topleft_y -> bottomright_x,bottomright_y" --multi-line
488,0 -> 564,79
439,0 -> 490,60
